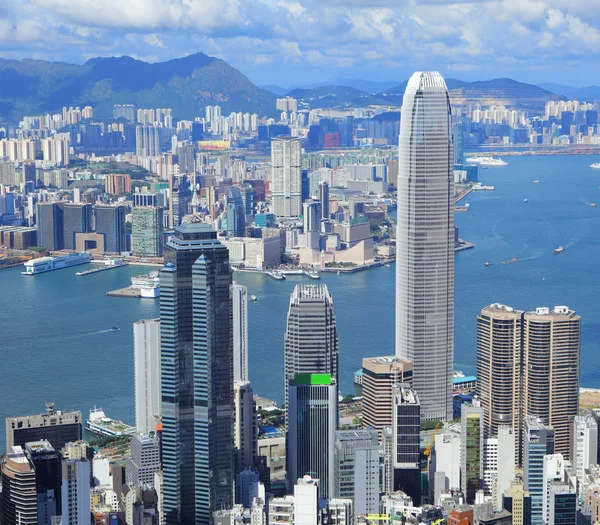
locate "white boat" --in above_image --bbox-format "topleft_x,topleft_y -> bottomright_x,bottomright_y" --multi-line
466,156 -> 507,166
533,180 -> 540,184
22,252 -> 91,275
524,198 -> 528,202
591,203 -> 597,208
85,407 -> 135,437
131,271 -> 160,298
250,295 -> 258,302
554,246 -> 565,254
590,163 -> 600,169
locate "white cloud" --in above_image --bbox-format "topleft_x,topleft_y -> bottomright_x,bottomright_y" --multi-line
144,34 -> 165,48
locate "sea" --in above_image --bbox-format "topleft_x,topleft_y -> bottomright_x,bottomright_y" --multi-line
1,154 -> 599,452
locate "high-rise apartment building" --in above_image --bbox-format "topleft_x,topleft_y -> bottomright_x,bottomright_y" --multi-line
572,413 -> 598,485
284,284 -> 338,412
495,426 -> 516,511
1,446 -> 37,525
126,433 -> 161,486
232,283 -> 248,383
392,384 -> 421,504
287,374 -> 337,499
226,186 -> 246,237
523,306 -> 580,459
95,205 -> 126,254
302,200 -> 321,233
132,206 -> 164,257
134,319 -> 161,435
271,136 -> 302,218
361,356 -> 413,441
160,221 -> 233,524
333,429 -> 379,517
62,203 -> 92,251
523,416 -> 555,525
6,403 -> 82,452
113,104 -> 136,122
136,125 -> 160,157
37,202 -> 64,250
395,72 -> 454,421
105,173 -> 132,195
233,380 -> 257,472
318,181 -> 329,220
461,402 -> 483,504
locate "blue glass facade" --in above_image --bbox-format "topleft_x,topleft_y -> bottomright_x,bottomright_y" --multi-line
160,222 -> 233,524
226,187 -> 246,237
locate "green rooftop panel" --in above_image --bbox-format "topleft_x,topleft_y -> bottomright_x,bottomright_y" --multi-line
294,373 -> 332,385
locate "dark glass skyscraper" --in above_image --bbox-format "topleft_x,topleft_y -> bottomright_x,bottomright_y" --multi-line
160,220 -> 233,524
95,205 -> 126,254
63,204 -> 92,250
226,186 -> 246,237
37,202 -> 64,250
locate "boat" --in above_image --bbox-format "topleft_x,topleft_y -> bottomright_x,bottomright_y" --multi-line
484,261 -> 492,267
250,295 -> 257,302
502,258 -> 518,264
22,252 -> 91,275
465,203 -> 470,207
590,163 -> 600,169
554,246 -> 565,254
524,199 -> 528,203
533,180 -> 540,184
466,156 -> 507,167
384,264 -> 391,267
85,407 -> 135,438
131,271 -> 160,298
591,203 -> 597,208
110,326 -> 120,332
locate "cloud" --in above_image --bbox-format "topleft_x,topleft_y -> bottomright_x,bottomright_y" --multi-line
0,0 -> 598,86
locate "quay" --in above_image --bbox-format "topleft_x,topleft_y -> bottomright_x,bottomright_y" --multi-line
454,188 -> 472,204
106,287 -> 142,298
455,239 -> 475,252
76,262 -> 129,276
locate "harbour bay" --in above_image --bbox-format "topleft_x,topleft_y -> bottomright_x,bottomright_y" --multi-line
0,154 -> 599,451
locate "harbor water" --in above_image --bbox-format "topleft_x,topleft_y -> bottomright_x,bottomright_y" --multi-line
0,154 -> 599,451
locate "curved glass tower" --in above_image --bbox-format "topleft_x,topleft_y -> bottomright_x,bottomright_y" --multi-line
395,71 -> 454,421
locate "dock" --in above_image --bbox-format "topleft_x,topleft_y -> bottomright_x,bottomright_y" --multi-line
106,287 -> 141,298
76,263 -> 128,276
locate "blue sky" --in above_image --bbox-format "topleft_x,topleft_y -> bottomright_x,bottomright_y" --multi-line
1,0 -> 600,87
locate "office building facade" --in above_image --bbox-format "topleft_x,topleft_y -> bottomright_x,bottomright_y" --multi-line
134,319 -> 161,436
395,72 -> 454,421
132,206 -> 164,257
287,374 -> 337,499
318,181 -> 329,220
271,136 -> 302,218
37,202 -> 64,250
160,221 -> 233,524
1,446 -> 37,525
62,203 -> 92,251
95,205 -> 126,254
126,433 -> 161,486
361,356 -> 413,441
24,440 -> 61,525
226,186 -> 246,237
461,403 -> 483,504
333,429 -> 379,517
284,284 -> 339,412
61,457 -> 91,525
232,282 -> 248,383
233,380 -> 257,472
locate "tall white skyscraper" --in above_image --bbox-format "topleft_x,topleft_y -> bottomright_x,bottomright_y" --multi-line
271,136 -> 302,218
232,283 -> 248,382
395,71 -> 454,421
134,319 -> 161,435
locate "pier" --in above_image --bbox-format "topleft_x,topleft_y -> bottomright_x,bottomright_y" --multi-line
76,262 -> 129,276
106,287 -> 142,298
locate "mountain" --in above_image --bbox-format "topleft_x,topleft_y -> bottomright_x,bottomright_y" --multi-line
259,84 -> 289,96
331,78 -> 400,94
376,78 -> 562,113
0,53 -> 277,121
536,83 -> 577,96
285,85 -> 382,108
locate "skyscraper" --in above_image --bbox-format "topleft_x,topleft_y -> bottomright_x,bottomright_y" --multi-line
477,303 -> 523,458
62,203 -> 92,251
226,186 -> 246,237
271,136 -> 302,218
318,181 -> 329,220
95,205 -> 126,254
24,440 -> 61,525
132,207 -> 164,257
284,284 -> 339,412
392,384 -> 421,504
61,455 -> 91,525
37,202 -> 64,251
333,429 -> 379,517
302,200 -> 321,233
523,416 -> 555,525
134,319 -> 161,435
287,374 -> 337,499
160,220 -> 233,524
233,380 -> 257,471
522,306 -> 580,459
1,446 -> 37,525
126,433 -> 161,486
232,283 -> 248,383
461,402 -> 483,504
395,72 -> 454,421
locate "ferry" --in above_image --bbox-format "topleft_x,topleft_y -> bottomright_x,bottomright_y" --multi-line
524,198 -> 528,203
502,258 -> 518,264
466,156 -> 508,167
131,271 -> 160,298
250,295 -> 258,302
554,246 -> 565,254
590,163 -> 600,169
22,252 -> 91,275
485,261 -> 492,267
533,180 -> 540,184
85,407 -> 135,438
591,203 -> 597,208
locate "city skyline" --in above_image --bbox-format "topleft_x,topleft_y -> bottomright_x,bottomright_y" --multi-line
2,2 -> 600,86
